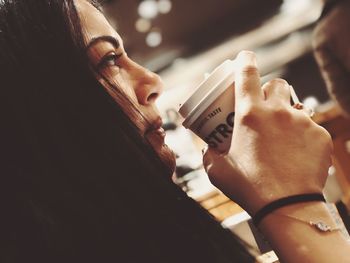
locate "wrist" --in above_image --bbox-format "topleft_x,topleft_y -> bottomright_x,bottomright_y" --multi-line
258,201 -> 345,245
257,201 -> 350,263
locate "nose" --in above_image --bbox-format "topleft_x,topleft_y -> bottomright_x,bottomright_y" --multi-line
131,62 -> 164,106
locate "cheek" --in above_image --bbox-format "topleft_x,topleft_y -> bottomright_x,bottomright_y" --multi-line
97,75 -> 147,131
100,72 -> 139,106
116,72 -> 139,104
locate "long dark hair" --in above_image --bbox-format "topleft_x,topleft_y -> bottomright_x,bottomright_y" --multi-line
0,0 -> 254,262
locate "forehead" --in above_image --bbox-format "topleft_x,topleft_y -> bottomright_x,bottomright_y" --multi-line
74,0 -> 123,45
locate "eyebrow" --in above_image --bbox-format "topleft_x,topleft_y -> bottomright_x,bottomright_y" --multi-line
86,35 -> 120,51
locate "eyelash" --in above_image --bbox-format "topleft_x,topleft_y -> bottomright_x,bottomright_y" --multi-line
98,52 -> 123,69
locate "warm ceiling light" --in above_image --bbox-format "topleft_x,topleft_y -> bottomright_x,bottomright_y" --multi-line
146,30 -> 162,47
138,0 -> 158,19
158,0 -> 172,14
135,18 -> 151,33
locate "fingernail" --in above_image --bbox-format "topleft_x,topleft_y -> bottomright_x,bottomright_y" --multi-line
237,50 -> 257,66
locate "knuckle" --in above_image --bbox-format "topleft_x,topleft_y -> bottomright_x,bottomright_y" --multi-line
310,125 -> 333,149
240,65 -> 259,77
237,104 -> 262,126
270,106 -> 292,121
319,126 -> 333,145
295,114 -> 312,128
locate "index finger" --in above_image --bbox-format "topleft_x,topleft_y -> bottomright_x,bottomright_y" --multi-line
235,51 -> 263,104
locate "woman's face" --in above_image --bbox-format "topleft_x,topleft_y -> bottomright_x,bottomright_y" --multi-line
75,0 -> 176,173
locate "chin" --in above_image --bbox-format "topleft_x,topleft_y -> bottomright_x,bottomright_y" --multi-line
145,130 -> 176,176
158,143 -> 176,175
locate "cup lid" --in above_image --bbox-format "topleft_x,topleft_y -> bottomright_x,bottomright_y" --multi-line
179,59 -> 235,119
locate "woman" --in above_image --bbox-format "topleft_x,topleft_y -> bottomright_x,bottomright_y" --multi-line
1,0 -> 349,262
0,0 -> 254,262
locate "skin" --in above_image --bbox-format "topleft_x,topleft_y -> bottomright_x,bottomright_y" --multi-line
203,51 -> 350,263
203,51 -> 333,215
75,0 -> 176,171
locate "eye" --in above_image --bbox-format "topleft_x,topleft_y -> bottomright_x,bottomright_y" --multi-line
98,52 -> 123,69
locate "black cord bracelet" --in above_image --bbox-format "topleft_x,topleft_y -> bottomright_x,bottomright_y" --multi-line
319,0 -> 346,21
252,193 -> 326,226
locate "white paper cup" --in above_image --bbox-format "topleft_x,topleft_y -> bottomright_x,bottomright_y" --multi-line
179,60 -> 236,153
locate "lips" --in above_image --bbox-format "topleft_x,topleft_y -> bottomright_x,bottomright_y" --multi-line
145,116 -> 166,138
153,126 -> 166,138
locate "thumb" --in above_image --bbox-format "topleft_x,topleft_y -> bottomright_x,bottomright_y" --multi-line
203,148 -> 242,201
202,147 -> 221,173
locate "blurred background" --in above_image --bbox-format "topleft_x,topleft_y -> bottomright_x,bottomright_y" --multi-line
102,0 -> 327,108
101,0 -> 350,259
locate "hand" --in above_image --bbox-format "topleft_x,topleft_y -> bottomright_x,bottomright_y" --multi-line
203,51 -> 333,215
313,1 -> 350,115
